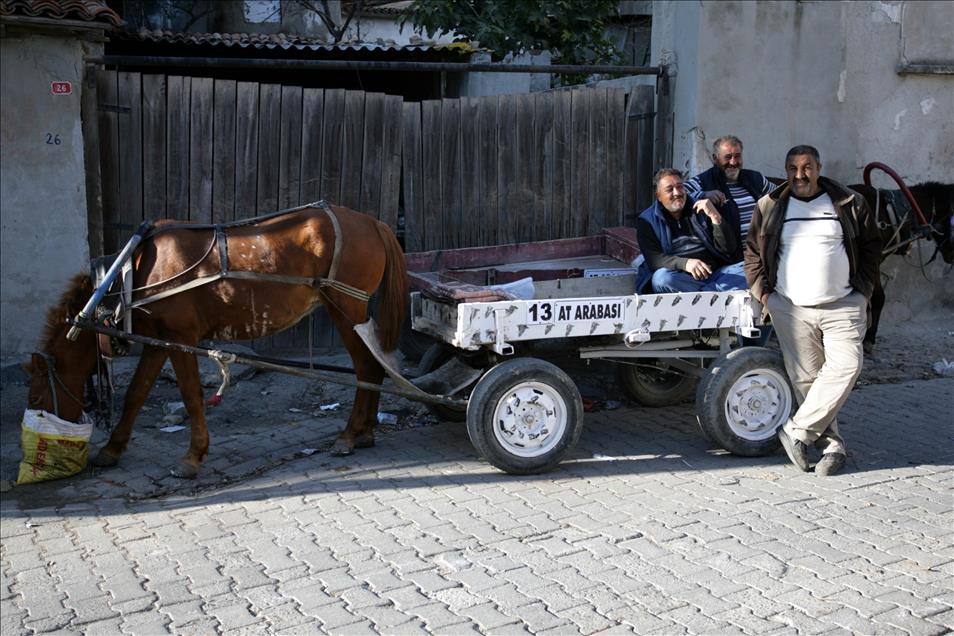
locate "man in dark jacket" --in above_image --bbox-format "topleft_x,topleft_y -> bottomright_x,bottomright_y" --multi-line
686,135 -> 775,262
635,169 -> 745,293
745,145 -> 881,476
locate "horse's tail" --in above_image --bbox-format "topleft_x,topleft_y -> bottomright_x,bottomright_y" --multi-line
373,220 -> 407,352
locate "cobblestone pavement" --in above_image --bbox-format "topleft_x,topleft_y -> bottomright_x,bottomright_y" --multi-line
1,375 -> 952,635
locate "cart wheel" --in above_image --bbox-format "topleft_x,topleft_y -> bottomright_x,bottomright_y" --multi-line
696,347 -> 793,456
417,343 -> 467,422
466,358 -> 584,474
616,359 -> 696,407
398,312 -> 438,362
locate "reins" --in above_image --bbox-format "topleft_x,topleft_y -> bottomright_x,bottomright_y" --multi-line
36,351 -> 85,419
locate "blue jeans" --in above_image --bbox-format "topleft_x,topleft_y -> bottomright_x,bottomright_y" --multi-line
651,262 -> 747,293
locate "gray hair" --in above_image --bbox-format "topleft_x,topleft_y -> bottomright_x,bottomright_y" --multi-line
785,144 -> 821,164
653,168 -> 683,189
713,135 -> 743,155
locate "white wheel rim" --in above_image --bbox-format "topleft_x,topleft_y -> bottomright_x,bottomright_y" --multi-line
491,381 -> 568,458
723,369 -> 792,441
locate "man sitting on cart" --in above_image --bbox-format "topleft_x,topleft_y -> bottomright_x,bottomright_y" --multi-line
635,168 -> 747,293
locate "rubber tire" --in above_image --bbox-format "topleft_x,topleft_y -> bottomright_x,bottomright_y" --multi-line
466,357 -> 584,475
616,359 -> 697,407
696,347 -> 793,456
417,343 -> 467,422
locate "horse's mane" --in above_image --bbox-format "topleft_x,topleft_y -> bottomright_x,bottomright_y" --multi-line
39,274 -> 93,353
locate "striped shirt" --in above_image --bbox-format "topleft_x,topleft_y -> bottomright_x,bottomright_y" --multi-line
685,174 -> 772,237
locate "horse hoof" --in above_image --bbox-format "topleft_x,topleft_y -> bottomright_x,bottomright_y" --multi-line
329,439 -> 355,456
171,462 -> 200,479
354,435 -> 375,449
91,448 -> 119,468
863,342 -> 875,355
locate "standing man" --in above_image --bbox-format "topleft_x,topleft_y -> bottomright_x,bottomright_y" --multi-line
635,169 -> 746,293
744,145 -> 881,476
686,135 -> 775,261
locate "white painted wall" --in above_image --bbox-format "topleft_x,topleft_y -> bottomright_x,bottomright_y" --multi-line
651,0 -> 954,321
1,33 -> 91,354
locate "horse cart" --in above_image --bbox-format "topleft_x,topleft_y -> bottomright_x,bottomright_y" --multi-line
397,227 -> 793,474
57,209 -> 793,477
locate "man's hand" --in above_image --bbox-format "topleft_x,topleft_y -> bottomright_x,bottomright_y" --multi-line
702,190 -> 727,205
684,258 -> 712,280
693,199 -> 723,225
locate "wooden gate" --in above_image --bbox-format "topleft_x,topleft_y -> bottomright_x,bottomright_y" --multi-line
94,70 -> 657,348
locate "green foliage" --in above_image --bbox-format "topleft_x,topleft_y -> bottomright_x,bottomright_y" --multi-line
399,0 -> 622,68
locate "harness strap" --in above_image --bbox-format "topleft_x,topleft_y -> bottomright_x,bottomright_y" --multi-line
127,202 -> 371,310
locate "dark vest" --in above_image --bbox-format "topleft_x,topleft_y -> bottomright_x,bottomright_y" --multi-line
696,166 -> 765,261
634,198 -> 732,293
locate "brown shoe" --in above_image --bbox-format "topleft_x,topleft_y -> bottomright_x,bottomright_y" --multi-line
816,453 -> 846,476
778,428 -> 809,472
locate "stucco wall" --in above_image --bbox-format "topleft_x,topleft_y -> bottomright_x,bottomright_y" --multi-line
651,0 -> 953,321
1,32 -> 91,354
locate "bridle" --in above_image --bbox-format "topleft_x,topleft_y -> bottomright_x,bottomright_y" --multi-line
33,351 -> 85,420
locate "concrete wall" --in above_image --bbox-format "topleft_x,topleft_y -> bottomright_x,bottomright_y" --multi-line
1,32 -> 92,354
651,0 -> 954,322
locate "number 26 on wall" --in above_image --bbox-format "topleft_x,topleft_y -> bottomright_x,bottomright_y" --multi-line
45,133 -> 61,145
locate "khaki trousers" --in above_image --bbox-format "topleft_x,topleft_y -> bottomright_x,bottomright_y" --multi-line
766,291 -> 867,455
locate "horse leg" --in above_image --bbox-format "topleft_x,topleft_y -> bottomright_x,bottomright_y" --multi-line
864,278 -> 886,355
91,344 -> 168,467
327,306 -> 386,457
166,350 -> 208,479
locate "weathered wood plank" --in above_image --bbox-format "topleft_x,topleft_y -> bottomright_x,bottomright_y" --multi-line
166,75 -> 190,219
514,93 -> 534,243
212,79 -> 236,222
401,101 -> 423,252
634,85 -> 656,213
278,85 -> 303,209
587,88 -> 609,234
320,88 -> 345,205
141,74 -> 166,222
553,89 -> 572,239
533,91 -> 554,240
257,83 -> 281,213
360,92 -> 385,217
189,76 -> 213,223
605,88 -> 625,228
623,85 -> 655,223
117,71 -> 143,234
339,90 -> 365,209
496,94 -> 517,245
440,98 -> 462,248
97,70 -> 120,250
234,82 -> 259,218
379,94 -> 403,230
421,100 -> 442,250
476,95 -> 499,248
569,88 -> 589,238
459,97 -> 480,248
300,88 -> 324,203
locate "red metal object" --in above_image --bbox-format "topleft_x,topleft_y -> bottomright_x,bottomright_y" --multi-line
863,161 -> 931,226
50,81 -> 72,95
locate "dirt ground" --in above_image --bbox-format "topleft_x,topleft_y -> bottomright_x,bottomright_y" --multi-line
1,318 -> 951,499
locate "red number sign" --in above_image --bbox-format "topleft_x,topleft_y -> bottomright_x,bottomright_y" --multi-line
51,81 -> 72,95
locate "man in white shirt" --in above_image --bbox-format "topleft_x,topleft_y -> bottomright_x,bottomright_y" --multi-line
744,145 -> 881,476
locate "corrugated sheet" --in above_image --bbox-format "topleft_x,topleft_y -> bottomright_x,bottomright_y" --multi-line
0,0 -> 124,26
119,28 -> 473,54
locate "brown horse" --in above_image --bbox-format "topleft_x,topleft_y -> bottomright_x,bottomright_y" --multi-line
24,203 -> 407,478
848,180 -> 953,353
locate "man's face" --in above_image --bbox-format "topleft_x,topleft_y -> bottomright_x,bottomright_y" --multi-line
656,175 -> 687,214
786,154 -> 822,198
713,143 -> 743,182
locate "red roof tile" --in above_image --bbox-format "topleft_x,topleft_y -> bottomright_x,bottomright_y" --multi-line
0,0 -> 124,27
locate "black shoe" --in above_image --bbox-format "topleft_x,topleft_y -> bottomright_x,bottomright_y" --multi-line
778,428 -> 809,471
816,453 -> 846,476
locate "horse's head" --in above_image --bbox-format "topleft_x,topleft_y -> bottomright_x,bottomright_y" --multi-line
24,275 -> 99,422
